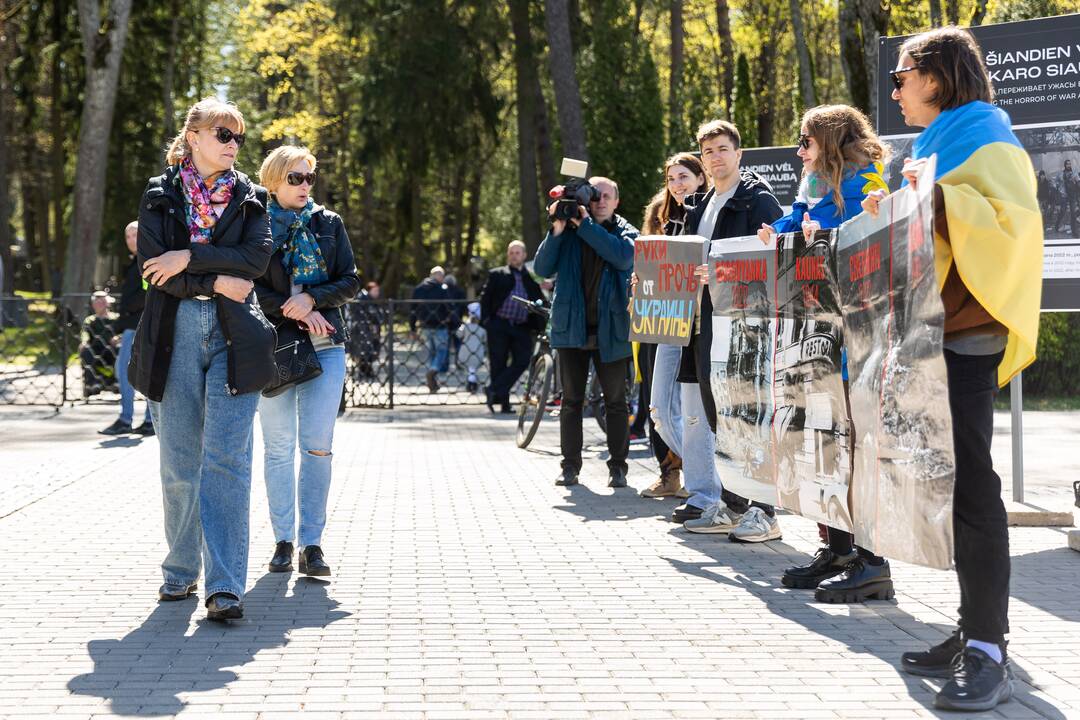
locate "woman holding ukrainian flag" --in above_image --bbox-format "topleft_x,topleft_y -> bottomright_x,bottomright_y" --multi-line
863,26 -> 1043,713
757,105 -> 896,604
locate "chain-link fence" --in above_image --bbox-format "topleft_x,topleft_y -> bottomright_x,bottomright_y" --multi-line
0,296 -> 529,409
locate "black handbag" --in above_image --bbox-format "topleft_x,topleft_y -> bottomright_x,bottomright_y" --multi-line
262,320 -> 322,397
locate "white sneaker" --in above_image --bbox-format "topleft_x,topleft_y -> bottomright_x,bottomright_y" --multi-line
729,506 -> 782,543
683,503 -> 742,534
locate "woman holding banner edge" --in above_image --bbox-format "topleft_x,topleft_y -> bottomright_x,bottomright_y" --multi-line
862,26 -> 1043,713
756,104 -> 896,604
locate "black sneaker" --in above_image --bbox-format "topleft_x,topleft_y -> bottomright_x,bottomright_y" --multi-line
206,592 -> 244,621
299,545 -> 331,577
671,503 -> 704,523
158,582 -> 198,601
934,646 -> 1012,711
901,630 -> 964,678
99,420 -> 132,436
814,557 -> 894,603
133,422 -> 155,437
268,541 -> 294,572
425,370 -> 439,393
555,468 -> 579,486
782,546 -> 857,589
608,468 -> 627,488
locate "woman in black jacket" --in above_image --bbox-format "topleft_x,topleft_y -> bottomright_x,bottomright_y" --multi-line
255,145 -> 360,578
132,98 -> 275,622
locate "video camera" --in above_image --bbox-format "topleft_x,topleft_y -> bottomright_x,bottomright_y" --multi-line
548,158 -> 599,222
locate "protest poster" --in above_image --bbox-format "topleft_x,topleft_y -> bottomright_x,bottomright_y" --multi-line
740,147 -> 804,211
879,13 -> 1080,311
836,156 -> 956,570
708,232 -> 854,533
629,235 -> 707,346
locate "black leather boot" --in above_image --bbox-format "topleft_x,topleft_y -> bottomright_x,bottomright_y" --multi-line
814,557 -> 894,603
268,541 -> 294,573
299,545 -> 331,577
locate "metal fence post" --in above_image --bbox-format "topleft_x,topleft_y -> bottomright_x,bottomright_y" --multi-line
1010,371 -> 1024,503
387,299 -> 395,410
60,297 -> 69,407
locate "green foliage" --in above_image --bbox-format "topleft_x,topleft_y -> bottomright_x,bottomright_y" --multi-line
1019,313 -> 1080,398
732,53 -> 757,148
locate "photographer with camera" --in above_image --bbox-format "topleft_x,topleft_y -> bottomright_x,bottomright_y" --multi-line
534,169 -> 637,489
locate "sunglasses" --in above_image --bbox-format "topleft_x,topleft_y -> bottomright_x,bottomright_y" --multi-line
209,126 -> 245,147
889,66 -> 919,92
797,134 -> 812,150
286,171 -> 317,186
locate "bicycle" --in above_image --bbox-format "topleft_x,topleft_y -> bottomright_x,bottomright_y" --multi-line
513,296 -> 555,448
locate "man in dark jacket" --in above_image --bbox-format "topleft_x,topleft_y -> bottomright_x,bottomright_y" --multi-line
101,221 -> 154,436
676,119 -> 785,545
479,240 -> 545,413
410,266 -> 453,392
534,176 -> 637,489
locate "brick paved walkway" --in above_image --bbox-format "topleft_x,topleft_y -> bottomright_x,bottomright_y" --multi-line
0,405 -> 1077,719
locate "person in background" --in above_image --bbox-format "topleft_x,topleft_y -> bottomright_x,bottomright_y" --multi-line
479,240 -> 545,413
101,221 -> 154,436
757,104 -> 894,603
349,281 -> 382,381
80,291 -> 118,398
456,302 -> 487,393
410,266 -> 453,393
444,273 -> 467,372
864,27 -> 1043,711
255,144 -> 360,578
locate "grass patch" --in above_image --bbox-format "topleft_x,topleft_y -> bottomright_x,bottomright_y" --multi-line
993,395 -> 1080,411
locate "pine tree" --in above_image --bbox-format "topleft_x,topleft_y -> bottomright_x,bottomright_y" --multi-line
733,53 -> 757,148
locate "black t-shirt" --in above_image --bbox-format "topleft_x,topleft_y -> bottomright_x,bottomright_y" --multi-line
580,239 -> 604,333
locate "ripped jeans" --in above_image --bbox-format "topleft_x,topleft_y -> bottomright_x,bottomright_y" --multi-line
258,345 -> 346,548
650,343 -> 722,510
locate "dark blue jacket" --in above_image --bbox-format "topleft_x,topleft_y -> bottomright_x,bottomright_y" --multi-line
533,214 -> 637,362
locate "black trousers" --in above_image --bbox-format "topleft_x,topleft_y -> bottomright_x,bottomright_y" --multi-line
634,342 -> 671,464
558,347 -> 630,473
947,349 -> 1010,645
486,317 -> 533,404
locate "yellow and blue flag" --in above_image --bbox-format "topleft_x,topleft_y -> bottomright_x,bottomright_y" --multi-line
910,100 -> 1043,386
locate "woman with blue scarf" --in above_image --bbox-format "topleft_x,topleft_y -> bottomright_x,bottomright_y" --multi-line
255,146 -> 360,578
758,104 -> 894,604
863,28 -> 1042,713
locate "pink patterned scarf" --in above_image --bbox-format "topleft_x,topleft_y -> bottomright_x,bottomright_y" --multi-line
179,156 -> 236,244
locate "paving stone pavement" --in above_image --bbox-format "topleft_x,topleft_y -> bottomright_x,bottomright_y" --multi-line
0,404 -> 1078,720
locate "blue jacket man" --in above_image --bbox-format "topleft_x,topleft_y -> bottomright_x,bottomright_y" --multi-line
533,176 -> 638,489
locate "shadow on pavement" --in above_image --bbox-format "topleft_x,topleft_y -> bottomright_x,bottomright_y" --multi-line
664,531 -> 1067,720
554,482 -> 675,523
67,574 -> 349,716
1009,545 -> 1080,624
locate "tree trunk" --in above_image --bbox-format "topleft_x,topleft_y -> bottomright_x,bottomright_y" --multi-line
928,0 -> 942,26
50,0 -> 67,292
970,0 -> 988,26
63,0 -> 134,300
510,0 -> 542,250
755,34 -> 777,147
789,0 -> 816,110
838,0 -> 870,115
357,163 -> 376,280
543,0 -> 588,161
162,0 -> 180,139
856,0 -> 889,124
668,0 -> 684,149
714,0 -> 734,119
463,165 -> 482,276
533,74 -> 557,195
945,0 -> 959,25
0,0 -> 17,296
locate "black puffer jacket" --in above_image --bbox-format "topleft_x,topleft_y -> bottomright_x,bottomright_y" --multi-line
129,165 -> 275,401
254,204 -> 361,343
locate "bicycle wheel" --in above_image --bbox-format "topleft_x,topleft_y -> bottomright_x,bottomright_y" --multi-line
517,352 -> 554,448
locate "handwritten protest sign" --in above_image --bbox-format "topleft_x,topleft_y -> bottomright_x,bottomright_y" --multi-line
629,235 -> 707,346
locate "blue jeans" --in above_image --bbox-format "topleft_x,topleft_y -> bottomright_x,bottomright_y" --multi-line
424,327 -> 449,373
650,343 -> 722,510
259,345 -> 346,548
149,299 -> 259,601
116,328 -> 151,426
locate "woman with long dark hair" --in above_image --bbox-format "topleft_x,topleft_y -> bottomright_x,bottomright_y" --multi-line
864,26 -> 1042,712
132,98 -> 274,621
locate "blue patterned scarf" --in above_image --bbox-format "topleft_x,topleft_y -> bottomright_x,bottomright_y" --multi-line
268,198 -> 329,285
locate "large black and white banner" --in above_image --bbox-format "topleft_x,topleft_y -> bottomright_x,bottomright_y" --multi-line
740,147 -> 804,211
708,159 -> 956,569
879,13 -> 1080,311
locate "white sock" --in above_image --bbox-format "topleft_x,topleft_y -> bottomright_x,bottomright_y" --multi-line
966,639 -> 1003,664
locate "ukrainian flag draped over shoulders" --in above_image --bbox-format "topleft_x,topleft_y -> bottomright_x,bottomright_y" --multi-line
911,100 -> 1043,386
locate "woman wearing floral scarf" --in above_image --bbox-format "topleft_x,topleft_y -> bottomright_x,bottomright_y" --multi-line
254,146 -> 360,578
132,98 -> 274,622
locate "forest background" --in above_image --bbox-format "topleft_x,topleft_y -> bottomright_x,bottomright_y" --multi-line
1,0 -> 1079,398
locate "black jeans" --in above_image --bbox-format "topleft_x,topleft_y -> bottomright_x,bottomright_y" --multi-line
558,347 -> 630,474
486,317 -> 533,404
946,349 -> 1010,645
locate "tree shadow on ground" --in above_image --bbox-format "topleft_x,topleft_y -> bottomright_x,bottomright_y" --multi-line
554,482 -> 677,523
664,530 -> 1067,719
1009,544 -> 1080,625
67,574 -> 348,717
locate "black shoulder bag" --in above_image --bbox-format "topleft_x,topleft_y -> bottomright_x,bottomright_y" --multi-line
262,319 -> 323,398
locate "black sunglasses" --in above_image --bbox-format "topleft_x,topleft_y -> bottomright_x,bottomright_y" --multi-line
210,126 -> 246,147
797,134 -> 812,150
286,171 -> 317,186
889,66 -> 919,92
